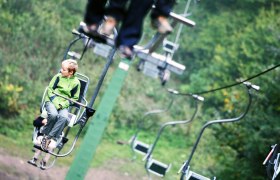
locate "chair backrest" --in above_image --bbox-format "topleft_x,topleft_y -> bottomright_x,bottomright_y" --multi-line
79,79 -> 87,100
72,73 -> 89,108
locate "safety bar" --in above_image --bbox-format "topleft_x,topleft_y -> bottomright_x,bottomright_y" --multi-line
52,91 -> 88,108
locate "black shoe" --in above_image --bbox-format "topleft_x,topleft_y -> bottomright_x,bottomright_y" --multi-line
40,160 -> 47,170
78,22 -> 107,43
27,158 -> 38,167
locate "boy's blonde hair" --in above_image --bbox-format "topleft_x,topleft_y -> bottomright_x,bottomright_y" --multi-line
62,59 -> 78,75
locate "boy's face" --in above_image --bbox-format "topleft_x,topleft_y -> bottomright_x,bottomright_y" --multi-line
61,63 -> 73,77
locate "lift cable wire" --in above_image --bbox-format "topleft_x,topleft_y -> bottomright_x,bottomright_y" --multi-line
174,64 -> 280,96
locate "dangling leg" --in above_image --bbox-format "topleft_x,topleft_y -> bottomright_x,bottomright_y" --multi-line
40,139 -> 57,170
81,0 -> 108,34
28,136 -> 44,167
150,0 -> 176,34
27,149 -> 41,167
116,0 -> 154,59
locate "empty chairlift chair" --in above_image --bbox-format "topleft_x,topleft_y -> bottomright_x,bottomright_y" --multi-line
129,136 -> 150,156
144,93 -> 203,178
145,157 -> 171,177
129,89 -> 177,159
179,82 -> 260,180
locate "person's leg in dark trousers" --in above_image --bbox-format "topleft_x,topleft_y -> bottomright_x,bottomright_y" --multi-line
150,0 -> 176,34
98,0 -> 128,35
84,0 -> 108,25
116,0 -> 154,49
151,0 -> 176,19
105,0 -> 128,22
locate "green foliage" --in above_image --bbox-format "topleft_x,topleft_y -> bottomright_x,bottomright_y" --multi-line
0,79 -> 23,116
0,0 -> 279,179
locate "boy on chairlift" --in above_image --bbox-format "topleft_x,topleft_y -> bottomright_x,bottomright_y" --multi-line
40,59 -> 80,153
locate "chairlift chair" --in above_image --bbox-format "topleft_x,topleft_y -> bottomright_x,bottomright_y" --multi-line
146,157 -> 171,177
179,82 -> 260,179
185,171 -> 211,180
129,135 -> 150,156
32,72 -> 90,161
143,93 -> 203,178
178,165 -> 214,180
263,144 -> 280,180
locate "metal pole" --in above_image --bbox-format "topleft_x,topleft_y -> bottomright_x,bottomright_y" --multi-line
88,48 -> 116,107
66,57 -> 132,180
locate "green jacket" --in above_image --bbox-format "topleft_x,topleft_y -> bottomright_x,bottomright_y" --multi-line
46,73 -> 81,110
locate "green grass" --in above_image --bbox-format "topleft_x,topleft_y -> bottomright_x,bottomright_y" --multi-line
0,123 -> 198,180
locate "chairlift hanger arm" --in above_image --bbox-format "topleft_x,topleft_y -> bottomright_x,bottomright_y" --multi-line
63,32 -> 86,61
179,82 -> 259,179
135,91 -> 176,135
143,95 -> 201,162
130,90 -> 177,158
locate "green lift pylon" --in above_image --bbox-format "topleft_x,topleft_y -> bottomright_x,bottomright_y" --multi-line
66,58 -> 132,180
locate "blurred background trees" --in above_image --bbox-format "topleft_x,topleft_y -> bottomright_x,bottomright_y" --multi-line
0,0 -> 279,179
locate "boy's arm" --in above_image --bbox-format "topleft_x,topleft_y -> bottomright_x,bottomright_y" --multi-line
47,74 -> 60,100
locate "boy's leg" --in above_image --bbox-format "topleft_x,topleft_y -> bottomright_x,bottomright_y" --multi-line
41,102 -> 58,135
33,149 -> 42,159
42,140 -> 56,163
27,149 -> 41,167
47,109 -> 69,140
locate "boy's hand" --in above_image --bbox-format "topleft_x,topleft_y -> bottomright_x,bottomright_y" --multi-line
42,118 -> 48,125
